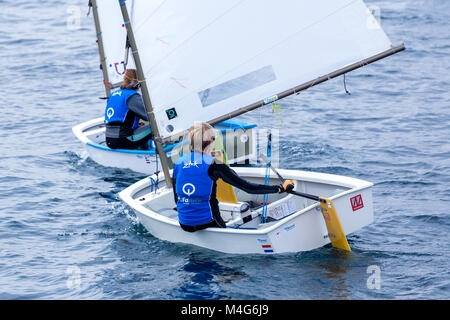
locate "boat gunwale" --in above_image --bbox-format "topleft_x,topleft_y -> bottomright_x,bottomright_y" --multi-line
119,167 -> 373,235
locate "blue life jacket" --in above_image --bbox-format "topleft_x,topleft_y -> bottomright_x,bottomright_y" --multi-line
174,152 -> 215,226
104,89 -> 140,130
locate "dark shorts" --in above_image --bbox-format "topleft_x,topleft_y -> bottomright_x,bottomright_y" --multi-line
106,136 -> 151,150
179,215 -> 226,233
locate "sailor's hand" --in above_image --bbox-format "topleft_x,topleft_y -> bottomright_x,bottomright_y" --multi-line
279,180 -> 295,193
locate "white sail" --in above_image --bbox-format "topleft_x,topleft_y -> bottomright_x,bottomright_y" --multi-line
130,0 -> 394,139
95,0 -> 135,87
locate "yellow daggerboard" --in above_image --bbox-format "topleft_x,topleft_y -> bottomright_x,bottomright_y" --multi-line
319,197 -> 351,252
212,130 -> 238,204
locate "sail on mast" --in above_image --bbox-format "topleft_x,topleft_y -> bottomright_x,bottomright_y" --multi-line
128,0 -> 403,141
92,0 -> 135,92
209,44 -> 404,127
118,0 -> 173,188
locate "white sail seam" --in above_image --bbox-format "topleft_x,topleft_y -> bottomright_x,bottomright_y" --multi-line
134,0 -> 169,34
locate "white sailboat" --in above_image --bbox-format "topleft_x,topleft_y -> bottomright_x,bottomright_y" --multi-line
72,0 -> 258,174
116,0 -> 404,254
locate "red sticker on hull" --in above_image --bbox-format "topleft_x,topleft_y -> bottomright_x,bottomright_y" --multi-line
350,194 -> 364,211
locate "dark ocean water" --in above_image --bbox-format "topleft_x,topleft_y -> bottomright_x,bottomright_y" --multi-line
0,0 -> 448,300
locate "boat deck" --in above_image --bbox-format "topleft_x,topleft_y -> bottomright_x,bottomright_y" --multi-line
135,174 -> 350,230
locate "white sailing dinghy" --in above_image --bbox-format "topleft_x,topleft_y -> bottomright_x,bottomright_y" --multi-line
72,0 -> 258,174
116,0 -> 404,254
72,116 -> 257,174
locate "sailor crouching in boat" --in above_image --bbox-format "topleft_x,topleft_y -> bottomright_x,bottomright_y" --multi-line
172,122 -> 295,232
104,69 -> 153,150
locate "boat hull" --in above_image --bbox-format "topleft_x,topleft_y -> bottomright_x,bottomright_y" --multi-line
120,167 -> 374,254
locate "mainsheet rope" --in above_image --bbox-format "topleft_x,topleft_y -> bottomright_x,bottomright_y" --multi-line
261,131 -> 272,223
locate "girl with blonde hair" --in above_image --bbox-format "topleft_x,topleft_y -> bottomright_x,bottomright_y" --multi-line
172,122 -> 294,232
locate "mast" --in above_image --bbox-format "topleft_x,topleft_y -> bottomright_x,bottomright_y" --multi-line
118,0 -> 173,188
89,0 -> 111,97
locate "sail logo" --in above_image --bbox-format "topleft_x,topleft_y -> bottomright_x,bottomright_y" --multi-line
166,107 -> 178,120
106,107 -> 114,119
350,194 -> 364,211
113,61 -> 126,75
182,183 -> 196,197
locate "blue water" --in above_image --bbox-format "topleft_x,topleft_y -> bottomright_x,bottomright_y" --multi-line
0,0 -> 449,300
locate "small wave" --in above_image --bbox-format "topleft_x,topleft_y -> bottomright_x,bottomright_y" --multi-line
375,180 -> 438,187
406,214 -> 449,226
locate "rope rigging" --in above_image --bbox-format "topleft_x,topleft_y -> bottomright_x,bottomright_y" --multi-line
261,131 -> 272,224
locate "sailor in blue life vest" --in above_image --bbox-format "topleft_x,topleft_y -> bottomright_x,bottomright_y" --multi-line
104,69 -> 153,150
172,122 -> 295,232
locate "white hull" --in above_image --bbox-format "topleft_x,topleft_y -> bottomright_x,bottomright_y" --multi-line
119,167 -> 374,254
72,117 -> 257,174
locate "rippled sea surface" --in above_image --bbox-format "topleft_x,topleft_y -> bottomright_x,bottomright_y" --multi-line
0,0 -> 449,299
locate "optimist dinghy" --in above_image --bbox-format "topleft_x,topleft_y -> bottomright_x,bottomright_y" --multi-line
109,0 -> 404,253
119,167 -> 373,254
